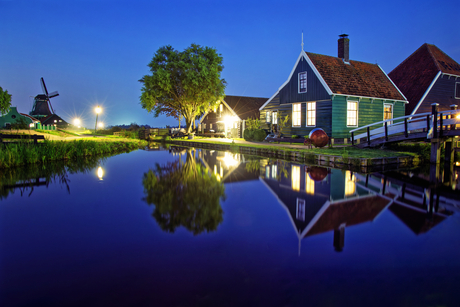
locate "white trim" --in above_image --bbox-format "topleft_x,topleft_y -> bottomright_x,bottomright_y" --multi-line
346,100 -> 359,127
298,71 -> 307,93
259,51 -> 333,111
292,103 -> 302,127
377,64 -> 408,102
342,94 -> 406,104
306,101 -> 316,127
443,72 -> 460,79
411,71 -> 442,115
383,103 -> 393,125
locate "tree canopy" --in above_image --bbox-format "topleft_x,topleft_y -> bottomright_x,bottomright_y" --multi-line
139,44 -> 226,133
0,86 -> 12,115
142,149 -> 226,235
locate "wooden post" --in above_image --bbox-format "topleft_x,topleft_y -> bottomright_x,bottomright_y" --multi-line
451,104 -> 458,131
404,118 -> 408,138
33,135 -> 38,145
439,114 -> 443,137
384,122 -> 388,142
432,103 -> 439,139
351,132 -> 354,146
426,115 -> 430,132
367,127 -> 370,146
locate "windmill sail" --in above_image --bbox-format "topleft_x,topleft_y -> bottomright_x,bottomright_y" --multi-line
30,77 -> 59,118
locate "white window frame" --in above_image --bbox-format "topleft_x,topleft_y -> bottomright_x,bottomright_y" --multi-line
266,111 -> 271,123
306,102 -> 316,127
347,101 -> 358,127
292,103 -> 301,127
272,111 -> 278,124
383,103 -> 393,125
455,82 -> 460,99
296,198 -> 306,221
298,72 -> 307,93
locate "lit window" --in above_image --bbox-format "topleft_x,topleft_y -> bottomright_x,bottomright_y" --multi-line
455,82 -> 460,99
292,103 -> 301,127
344,170 -> 356,196
306,102 -> 316,126
272,111 -> 278,124
203,123 -> 206,129
305,173 -> 315,195
347,101 -> 358,127
272,164 -> 277,179
298,72 -> 307,93
210,123 -> 213,129
296,198 -> 306,221
384,103 -> 393,124
291,165 -> 300,191
266,111 -> 271,123
265,166 -> 270,178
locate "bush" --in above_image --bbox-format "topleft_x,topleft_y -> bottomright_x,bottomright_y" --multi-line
244,129 -> 255,141
253,129 -> 267,142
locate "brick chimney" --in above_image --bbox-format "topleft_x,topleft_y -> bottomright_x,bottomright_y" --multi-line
338,34 -> 349,62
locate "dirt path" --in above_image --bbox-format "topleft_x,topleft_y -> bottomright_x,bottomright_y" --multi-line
0,129 -> 87,141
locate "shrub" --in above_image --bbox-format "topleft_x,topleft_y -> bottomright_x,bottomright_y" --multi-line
244,129 -> 255,141
253,129 -> 267,142
292,135 -> 299,139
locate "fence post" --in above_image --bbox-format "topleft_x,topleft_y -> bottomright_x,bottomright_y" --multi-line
432,103 -> 439,139
451,104 -> 458,131
384,121 -> 388,142
351,132 -> 354,146
404,118 -> 408,138
367,127 -> 370,146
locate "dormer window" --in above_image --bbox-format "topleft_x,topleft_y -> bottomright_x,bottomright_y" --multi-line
298,72 -> 307,93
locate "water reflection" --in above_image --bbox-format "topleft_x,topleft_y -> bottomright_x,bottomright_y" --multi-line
0,157 -> 105,199
260,159 -> 460,254
142,148 -> 226,235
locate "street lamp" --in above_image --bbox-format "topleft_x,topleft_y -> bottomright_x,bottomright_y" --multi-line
94,106 -> 102,134
73,118 -> 81,128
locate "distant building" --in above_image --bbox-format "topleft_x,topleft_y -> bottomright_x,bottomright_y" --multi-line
388,43 -> 460,115
0,107 -> 39,129
199,95 -> 267,137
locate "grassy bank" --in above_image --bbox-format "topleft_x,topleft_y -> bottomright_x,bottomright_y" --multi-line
0,138 -> 147,169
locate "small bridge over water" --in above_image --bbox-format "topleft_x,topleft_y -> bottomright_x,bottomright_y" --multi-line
349,104 -> 460,163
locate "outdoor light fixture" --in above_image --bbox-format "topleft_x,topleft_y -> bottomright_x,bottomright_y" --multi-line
73,118 -> 81,128
94,106 -> 102,134
98,122 -> 104,129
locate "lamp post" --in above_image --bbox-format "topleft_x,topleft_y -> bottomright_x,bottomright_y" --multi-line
94,106 -> 102,135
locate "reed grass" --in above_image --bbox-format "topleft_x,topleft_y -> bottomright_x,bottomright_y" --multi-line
0,139 -> 147,169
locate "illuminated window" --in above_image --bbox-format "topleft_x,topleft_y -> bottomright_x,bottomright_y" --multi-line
265,166 -> 270,178
203,123 -> 206,129
210,123 -> 213,129
296,198 -> 306,221
272,111 -> 278,124
292,103 -> 301,127
384,103 -> 393,123
291,165 -> 300,191
306,102 -> 316,126
344,170 -> 356,196
347,101 -> 358,127
298,72 -> 307,93
266,111 -> 271,123
305,173 -> 315,195
272,164 -> 277,179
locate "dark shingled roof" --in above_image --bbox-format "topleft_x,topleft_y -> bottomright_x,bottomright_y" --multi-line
223,95 -> 267,120
306,52 -> 406,101
388,43 -> 460,114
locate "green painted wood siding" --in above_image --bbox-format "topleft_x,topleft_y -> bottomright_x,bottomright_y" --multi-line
331,96 -> 406,138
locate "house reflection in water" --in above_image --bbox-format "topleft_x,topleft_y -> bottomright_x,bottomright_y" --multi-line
260,160 -> 393,253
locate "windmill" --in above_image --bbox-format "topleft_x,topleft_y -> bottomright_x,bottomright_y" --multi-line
30,77 -> 59,118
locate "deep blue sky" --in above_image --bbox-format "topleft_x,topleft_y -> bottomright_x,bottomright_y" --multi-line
1,0 -> 459,128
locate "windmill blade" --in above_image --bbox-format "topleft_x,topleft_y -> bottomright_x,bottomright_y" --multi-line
48,91 -> 59,98
40,77 -> 49,96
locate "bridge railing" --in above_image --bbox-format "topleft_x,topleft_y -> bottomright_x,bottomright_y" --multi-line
349,108 -> 460,146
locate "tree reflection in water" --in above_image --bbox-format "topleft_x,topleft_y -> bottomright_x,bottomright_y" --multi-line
142,149 -> 226,235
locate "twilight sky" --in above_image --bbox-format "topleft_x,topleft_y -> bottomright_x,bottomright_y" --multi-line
1,0 -> 459,128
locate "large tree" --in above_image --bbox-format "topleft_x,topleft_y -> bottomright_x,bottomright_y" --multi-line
139,44 -> 226,133
0,86 -> 12,115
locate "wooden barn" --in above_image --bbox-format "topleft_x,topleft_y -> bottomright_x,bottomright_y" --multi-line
388,43 -> 460,115
259,35 -> 407,140
199,95 -> 267,138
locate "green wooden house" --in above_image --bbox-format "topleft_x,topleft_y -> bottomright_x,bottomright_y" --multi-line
0,107 -> 39,129
260,35 -> 408,141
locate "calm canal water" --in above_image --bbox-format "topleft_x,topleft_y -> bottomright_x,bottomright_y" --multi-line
1,144 -> 460,307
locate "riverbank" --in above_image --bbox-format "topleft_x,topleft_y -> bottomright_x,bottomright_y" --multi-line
0,138 -> 147,169
162,137 -> 423,172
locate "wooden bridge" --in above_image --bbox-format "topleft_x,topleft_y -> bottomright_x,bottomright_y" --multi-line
349,104 -> 460,163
